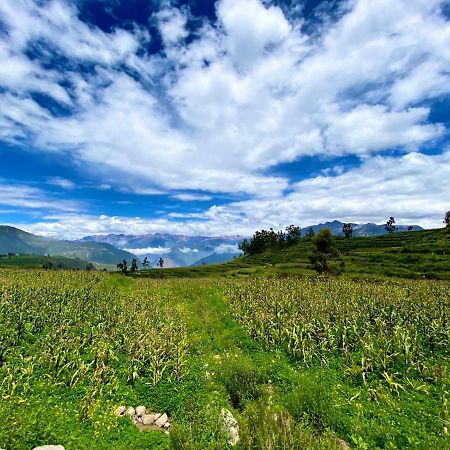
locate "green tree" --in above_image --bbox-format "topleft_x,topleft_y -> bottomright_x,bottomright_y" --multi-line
158,257 -> 164,268
309,228 -> 343,274
117,259 -> 128,274
130,258 -> 138,272
385,217 -> 396,233
342,223 -> 353,238
285,224 -> 301,245
444,210 -> 450,229
307,227 -> 315,240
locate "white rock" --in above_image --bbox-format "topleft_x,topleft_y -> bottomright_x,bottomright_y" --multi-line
142,414 -> 158,425
154,413 -> 169,428
135,406 -> 146,417
125,406 -> 135,417
220,408 -> 239,446
164,421 -> 171,429
33,446 -> 65,450
114,405 -> 126,416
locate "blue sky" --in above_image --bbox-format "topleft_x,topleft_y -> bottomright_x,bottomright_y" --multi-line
0,0 -> 449,238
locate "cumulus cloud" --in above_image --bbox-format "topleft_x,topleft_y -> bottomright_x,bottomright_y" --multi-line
0,0 -> 449,232
123,246 -> 172,255
10,147 -> 450,239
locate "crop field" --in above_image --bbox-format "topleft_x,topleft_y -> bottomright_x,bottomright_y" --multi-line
0,269 -> 449,449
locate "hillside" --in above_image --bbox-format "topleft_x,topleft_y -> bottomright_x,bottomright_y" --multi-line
137,228 -> 450,280
0,226 -> 139,267
0,254 -> 91,269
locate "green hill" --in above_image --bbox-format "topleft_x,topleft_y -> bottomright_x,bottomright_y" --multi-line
0,226 -> 139,267
0,254 -> 91,269
137,228 -> 450,280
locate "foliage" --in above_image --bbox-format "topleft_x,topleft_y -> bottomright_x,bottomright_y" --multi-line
385,217 -> 397,233
309,228 -> 343,274
445,210 -> 450,229
1,270 -> 449,449
342,223 -> 353,238
239,225 -> 302,256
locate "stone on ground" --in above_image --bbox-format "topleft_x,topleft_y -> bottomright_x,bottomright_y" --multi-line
220,408 -> 240,446
114,405 -> 126,416
155,413 -> 169,428
33,446 -> 65,450
136,406 -> 146,417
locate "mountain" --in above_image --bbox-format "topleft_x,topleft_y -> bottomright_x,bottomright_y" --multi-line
301,220 -> 423,237
81,233 -> 243,267
191,253 -> 238,266
81,222 -> 424,268
0,226 -> 139,267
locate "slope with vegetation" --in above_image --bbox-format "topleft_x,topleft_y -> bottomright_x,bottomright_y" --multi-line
0,254 -> 91,270
137,228 -> 450,280
0,226 -> 139,267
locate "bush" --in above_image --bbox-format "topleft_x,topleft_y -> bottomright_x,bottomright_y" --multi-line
285,377 -> 335,433
218,355 -> 264,410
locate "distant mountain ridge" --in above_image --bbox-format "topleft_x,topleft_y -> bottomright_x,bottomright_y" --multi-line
0,226 -> 139,267
80,233 -> 243,267
82,221 -> 424,267
301,220 -> 423,237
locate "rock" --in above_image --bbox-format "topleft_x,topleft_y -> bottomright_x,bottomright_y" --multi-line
142,414 -> 158,425
114,405 -> 126,416
220,408 -> 239,446
33,446 -> 65,450
136,406 -> 146,417
125,406 -> 135,417
164,421 -> 171,429
154,413 -> 169,428
337,439 -> 350,450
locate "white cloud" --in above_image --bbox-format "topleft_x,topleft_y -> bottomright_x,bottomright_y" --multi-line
178,247 -> 199,253
0,0 -> 449,230
173,193 -> 212,201
123,246 -> 172,255
47,177 -> 75,190
156,7 -> 189,46
0,183 -> 81,212
213,243 -> 239,254
10,148 -> 450,239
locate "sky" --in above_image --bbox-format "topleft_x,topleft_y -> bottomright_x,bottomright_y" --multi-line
0,0 -> 449,239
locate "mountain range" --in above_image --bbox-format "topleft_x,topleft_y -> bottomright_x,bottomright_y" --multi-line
0,220 -> 425,269
301,220 -> 423,237
0,226 -> 139,267
80,233 -> 242,268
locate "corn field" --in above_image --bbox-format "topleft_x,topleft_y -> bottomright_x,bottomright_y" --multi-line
0,270 -> 190,423
224,278 -> 450,389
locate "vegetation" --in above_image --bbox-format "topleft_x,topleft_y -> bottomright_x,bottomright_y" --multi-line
134,228 -> 449,281
385,217 -> 397,234
308,228 -> 343,274
342,223 -> 353,238
0,254 -> 90,270
238,225 -> 301,256
0,269 -> 448,449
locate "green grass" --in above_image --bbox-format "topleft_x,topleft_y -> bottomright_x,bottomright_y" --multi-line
0,254 -> 91,269
135,228 -> 450,280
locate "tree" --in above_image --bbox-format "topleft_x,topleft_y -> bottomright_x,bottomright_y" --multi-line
142,256 -> 149,268
408,226 -> 413,232
342,223 -> 353,238
131,258 -> 138,272
309,228 -> 343,274
85,263 -> 95,271
285,224 -> 301,245
385,217 -> 396,234
444,211 -> 450,229
158,257 -> 164,268
307,227 -> 315,240
117,259 -> 128,274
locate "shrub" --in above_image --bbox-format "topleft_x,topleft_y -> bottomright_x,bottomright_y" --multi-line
285,377 -> 334,433
218,355 -> 264,410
